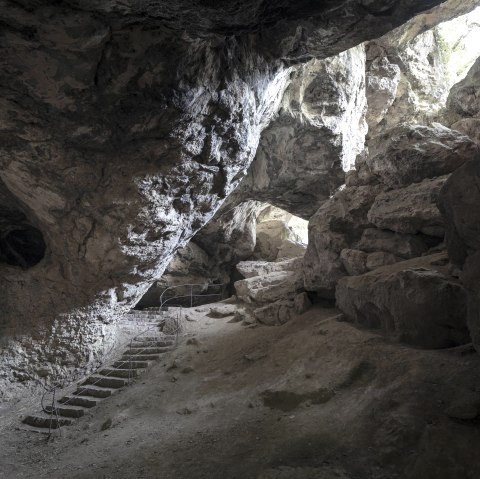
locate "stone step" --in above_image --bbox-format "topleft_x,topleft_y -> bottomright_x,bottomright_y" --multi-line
113,360 -> 149,369
133,336 -> 162,342
73,385 -> 116,398
23,414 -> 72,429
130,340 -> 174,348
44,404 -> 86,418
121,353 -> 160,361
59,395 -> 98,408
100,368 -> 140,378
125,346 -> 171,355
83,375 -> 128,389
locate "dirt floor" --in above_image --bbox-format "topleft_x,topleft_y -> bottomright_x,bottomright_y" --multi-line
1,303 -> 480,479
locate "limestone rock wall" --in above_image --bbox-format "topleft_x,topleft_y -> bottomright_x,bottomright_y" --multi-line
304,123 -> 476,298
0,0 -> 466,394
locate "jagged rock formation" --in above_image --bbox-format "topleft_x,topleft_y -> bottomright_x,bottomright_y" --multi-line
439,155 -> 480,351
305,96 -> 477,302
364,0 -> 480,137
1,0 -> 454,392
336,253 -> 470,348
234,257 -> 306,326
235,45 -> 367,218
443,56 -> 480,144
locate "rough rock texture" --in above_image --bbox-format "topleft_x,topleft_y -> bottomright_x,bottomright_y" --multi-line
254,220 -> 303,261
0,0 -> 466,391
439,156 -> 480,350
356,228 -> 428,259
234,267 -> 303,305
336,254 -> 470,348
234,257 -> 304,326
444,56 -> 480,147
303,185 -> 382,297
445,56 -> 480,127
237,45 -> 367,218
365,251 -> 400,271
236,257 -> 302,280
367,176 -> 448,237
365,55 -> 401,130
305,122 -> 469,297
192,200 -> 261,280
365,123 -> 476,187
364,0 -> 480,137
340,249 -> 368,276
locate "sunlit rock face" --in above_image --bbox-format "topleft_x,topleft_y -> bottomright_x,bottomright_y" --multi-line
443,56 -> 480,145
235,45 -> 367,219
364,0 -> 480,137
303,0 -> 480,303
0,0 -> 455,393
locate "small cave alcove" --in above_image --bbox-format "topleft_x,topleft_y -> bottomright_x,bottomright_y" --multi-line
0,217 -> 46,269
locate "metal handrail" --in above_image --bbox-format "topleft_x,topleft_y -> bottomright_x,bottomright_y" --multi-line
159,282 -> 227,308
35,282 -> 226,435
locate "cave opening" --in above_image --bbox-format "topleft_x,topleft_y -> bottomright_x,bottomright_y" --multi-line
0,221 -> 46,269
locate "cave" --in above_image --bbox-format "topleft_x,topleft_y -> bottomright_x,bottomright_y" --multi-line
0,223 -> 45,268
2,1 -> 480,478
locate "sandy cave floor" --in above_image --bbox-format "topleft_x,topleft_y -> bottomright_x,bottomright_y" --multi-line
1,304 -> 480,479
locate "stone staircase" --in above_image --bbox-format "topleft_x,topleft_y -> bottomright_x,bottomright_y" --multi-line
22,334 -> 176,432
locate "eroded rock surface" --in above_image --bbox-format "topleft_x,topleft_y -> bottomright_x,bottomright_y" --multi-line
368,176 -> 448,237
365,123 -> 475,187
439,156 -> 480,350
0,0 -> 468,392
303,185 -> 383,297
336,254 -> 470,348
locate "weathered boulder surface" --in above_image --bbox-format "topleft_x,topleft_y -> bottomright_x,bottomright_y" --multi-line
445,56 -> 480,127
336,254 -> 470,348
303,185 -> 383,296
254,301 -> 295,326
235,257 -> 305,326
439,156 -> 480,349
234,267 -> 303,305
236,257 -> 303,280
366,123 -> 476,187
356,228 -> 428,259
367,176 -> 448,237
365,55 -> 401,130
238,45 -> 367,218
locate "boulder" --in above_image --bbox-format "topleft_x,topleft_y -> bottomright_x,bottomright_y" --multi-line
439,156 -> 480,349
254,301 -> 294,326
294,293 -> 312,315
336,254 -> 470,349
340,249 -> 368,276
366,251 -> 400,271
356,228 -> 428,259
367,176 -> 448,237
236,257 -> 303,279
234,270 -> 303,304
303,185 -> 383,296
366,123 -> 476,187
445,56 -> 480,126
276,240 -> 307,260
450,118 -> 480,146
